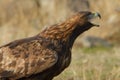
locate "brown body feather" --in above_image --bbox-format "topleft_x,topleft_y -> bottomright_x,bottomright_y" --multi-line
0,11 -> 100,80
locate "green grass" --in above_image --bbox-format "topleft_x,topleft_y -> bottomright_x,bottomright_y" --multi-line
81,46 -> 113,54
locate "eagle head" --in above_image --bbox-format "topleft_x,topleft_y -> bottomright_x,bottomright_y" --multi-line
76,11 -> 101,28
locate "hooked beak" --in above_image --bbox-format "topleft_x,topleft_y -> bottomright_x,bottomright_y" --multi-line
93,12 -> 101,19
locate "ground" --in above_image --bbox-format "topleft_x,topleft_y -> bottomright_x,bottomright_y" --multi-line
54,47 -> 120,80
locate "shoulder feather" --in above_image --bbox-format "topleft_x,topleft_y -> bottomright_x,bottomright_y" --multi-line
0,37 -> 58,79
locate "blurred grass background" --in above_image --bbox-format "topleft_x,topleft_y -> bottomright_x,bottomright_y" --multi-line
0,0 -> 120,80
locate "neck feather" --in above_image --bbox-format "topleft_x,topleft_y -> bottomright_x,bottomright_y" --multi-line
38,14 -> 93,48
39,14 -> 80,41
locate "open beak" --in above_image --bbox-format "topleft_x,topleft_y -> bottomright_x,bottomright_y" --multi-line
88,12 -> 101,27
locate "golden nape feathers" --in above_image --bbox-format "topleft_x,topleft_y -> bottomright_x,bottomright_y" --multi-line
0,11 -> 100,80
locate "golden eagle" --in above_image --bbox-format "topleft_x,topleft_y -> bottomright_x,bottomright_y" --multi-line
0,11 -> 101,80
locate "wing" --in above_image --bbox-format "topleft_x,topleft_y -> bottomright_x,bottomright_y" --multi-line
0,37 -> 58,79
